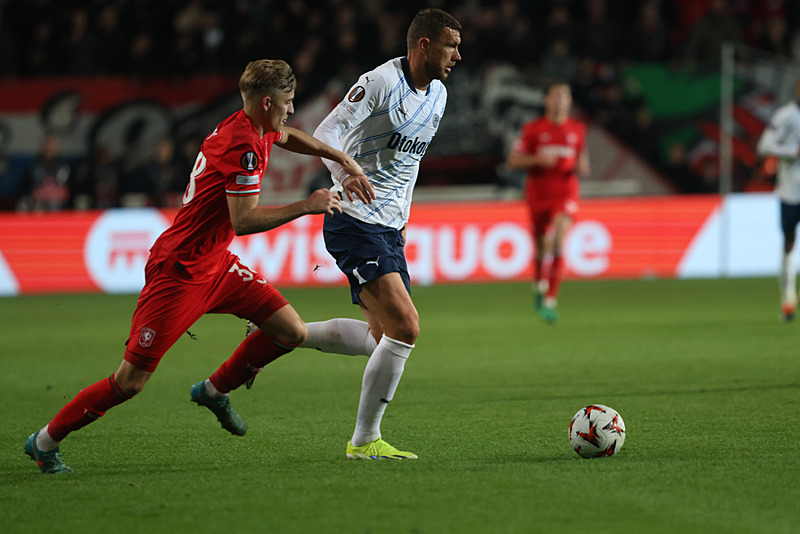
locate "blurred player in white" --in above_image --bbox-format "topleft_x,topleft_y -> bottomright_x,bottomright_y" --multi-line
299,8 -> 461,460
757,78 -> 800,321
506,81 -> 589,323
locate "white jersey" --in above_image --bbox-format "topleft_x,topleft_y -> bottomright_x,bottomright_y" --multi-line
757,100 -> 800,203
314,57 -> 447,229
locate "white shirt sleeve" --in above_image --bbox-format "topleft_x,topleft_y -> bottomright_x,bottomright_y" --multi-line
313,113 -> 349,186
403,169 -> 418,224
757,105 -> 800,159
313,72 -> 386,186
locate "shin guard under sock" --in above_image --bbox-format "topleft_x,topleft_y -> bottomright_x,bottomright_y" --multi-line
47,375 -> 132,442
209,329 -> 295,394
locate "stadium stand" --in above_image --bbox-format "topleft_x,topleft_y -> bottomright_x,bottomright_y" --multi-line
1,0 -> 800,210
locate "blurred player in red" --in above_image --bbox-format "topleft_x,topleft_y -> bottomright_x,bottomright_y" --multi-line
506,80 -> 589,322
24,59 -> 368,474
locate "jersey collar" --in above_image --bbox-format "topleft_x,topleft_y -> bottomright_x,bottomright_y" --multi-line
401,56 -> 429,95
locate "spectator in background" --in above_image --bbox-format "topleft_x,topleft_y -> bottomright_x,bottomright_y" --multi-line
758,16 -> 791,57
18,134 -> 72,211
540,5 -> 575,57
0,3 -> 18,75
24,20 -> 55,76
540,38 -> 579,82
620,102 -> 660,166
576,0 -> 619,63
174,134 -> 204,186
129,138 -> 186,208
625,0 -> 670,62
127,31 -> 159,79
663,141 -> 695,193
685,0 -> 742,70
75,145 -> 122,209
58,7 -> 94,75
505,16 -> 539,70
93,3 -> 126,75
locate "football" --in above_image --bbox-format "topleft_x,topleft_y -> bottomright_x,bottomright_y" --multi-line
568,405 -> 626,458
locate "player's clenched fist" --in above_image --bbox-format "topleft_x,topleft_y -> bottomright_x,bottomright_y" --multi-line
306,188 -> 342,215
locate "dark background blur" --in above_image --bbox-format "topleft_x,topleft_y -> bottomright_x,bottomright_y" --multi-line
1,0 -> 798,211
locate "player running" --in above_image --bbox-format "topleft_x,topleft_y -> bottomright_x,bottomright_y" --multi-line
24,59 -> 365,474
506,80 -> 589,323
293,8 -> 461,460
756,77 -> 800,321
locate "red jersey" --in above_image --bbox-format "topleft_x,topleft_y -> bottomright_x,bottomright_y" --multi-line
149,110 -> 281,283
512,116 -> 586,200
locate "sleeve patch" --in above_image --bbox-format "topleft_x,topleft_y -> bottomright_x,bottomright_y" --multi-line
348,86 -> 366,102
240,151 -> 260,171
236,174 -> 260,185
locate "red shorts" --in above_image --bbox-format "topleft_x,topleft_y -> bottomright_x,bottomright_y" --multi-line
525,181 -> 579,237
123,253 -> 288,372
525,178 -> 579,237
527,196 -> 579,237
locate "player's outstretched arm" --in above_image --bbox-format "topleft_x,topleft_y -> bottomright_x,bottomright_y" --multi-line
278,126 -> 375,204
277,126 -> 360,173
227,189 -> 341,236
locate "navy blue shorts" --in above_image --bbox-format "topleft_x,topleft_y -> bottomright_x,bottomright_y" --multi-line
780,201 -> 800,240
323,212 -> 410,304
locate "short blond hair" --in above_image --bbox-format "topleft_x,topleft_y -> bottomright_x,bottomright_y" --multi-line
239,60 -> 296,100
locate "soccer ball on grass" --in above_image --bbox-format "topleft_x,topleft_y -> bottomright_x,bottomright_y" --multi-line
568,404 -> 626,458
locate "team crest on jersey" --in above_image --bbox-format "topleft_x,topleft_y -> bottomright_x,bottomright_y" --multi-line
240,151 -> 259,171
348,86 -> 366,102
433,114 -> 440,129
138,327 -> 156,348
567,133 -> 577,144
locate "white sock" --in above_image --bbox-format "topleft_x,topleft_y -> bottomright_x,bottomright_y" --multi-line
204,379 -> 225,399
301,318 -> 377,356
351,335 -> 413,447
780,251 -> 796,304
537,279 -> 549,294
36,425 -> 59,452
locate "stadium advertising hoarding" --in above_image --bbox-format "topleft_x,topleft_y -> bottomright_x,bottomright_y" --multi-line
0,193 -> 783,296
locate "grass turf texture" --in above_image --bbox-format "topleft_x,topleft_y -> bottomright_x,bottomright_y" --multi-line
1,278 -> 798,533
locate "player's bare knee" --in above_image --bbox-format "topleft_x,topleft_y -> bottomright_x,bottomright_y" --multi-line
391,317 -> 419,345
114,375 -> 146,397
277,322 -> 307,347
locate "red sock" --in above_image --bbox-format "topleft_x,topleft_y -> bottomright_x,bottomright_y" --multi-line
548,255 -> 564,298
209,329 -> 295,394
48,375 -> 132,442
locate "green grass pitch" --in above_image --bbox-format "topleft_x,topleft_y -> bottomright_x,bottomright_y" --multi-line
1,278 -> 798,533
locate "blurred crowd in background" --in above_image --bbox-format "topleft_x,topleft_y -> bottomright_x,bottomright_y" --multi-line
3,0 -> 800,211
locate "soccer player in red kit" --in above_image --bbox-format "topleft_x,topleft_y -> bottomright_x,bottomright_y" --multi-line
506,80 -> 589,323
24,59 -> 369,474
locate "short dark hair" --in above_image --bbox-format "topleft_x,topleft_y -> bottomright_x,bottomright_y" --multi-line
543,78 -> 570,96
239,59 -> 296,100
406,8 -> 462,52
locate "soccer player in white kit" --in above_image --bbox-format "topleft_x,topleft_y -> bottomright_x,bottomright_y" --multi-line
304,8 -> 462,459
757,78 -> 800,320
